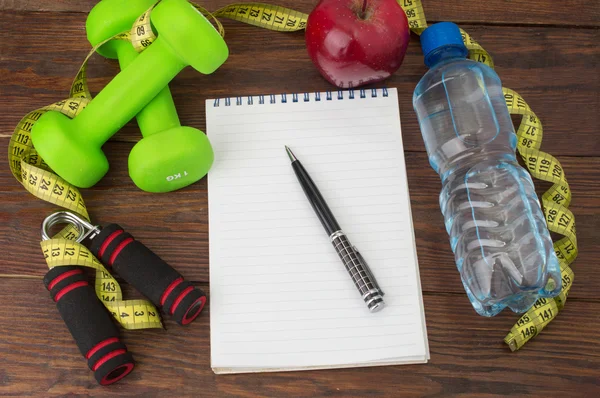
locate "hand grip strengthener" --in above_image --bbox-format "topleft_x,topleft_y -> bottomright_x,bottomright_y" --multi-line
42,211 -> 207,325
42,212 -> 134,386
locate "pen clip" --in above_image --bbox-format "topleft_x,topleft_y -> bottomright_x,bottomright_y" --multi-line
354,247 -> 384,296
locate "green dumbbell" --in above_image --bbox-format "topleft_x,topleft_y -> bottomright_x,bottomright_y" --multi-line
31,0 -> 228,188
86,0 -> 214,192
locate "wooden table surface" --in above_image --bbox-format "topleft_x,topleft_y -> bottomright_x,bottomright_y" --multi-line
1,0 -> 599,396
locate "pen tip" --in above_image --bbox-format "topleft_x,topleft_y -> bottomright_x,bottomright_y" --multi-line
285,145 -> 297,162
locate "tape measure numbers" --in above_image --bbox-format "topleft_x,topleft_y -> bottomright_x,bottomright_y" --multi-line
8,6 -> 168,330
41,239 -> 162,329
208,1 -> 578,350
8,0 -> 577,346
212,3 -> 308,31
400,2 -> 577,351
8,0 -> 229,330
399,1 -> 577,351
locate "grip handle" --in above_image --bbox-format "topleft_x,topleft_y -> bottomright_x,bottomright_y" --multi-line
88,224 -> 206,325
43,266 -> 134,385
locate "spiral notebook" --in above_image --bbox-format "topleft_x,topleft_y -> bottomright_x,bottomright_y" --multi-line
206,88 -> 429,374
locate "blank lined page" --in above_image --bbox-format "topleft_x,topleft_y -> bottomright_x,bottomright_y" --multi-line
206,88 -> 429,374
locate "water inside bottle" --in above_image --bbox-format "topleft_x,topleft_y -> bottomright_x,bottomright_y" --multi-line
414,59 -> 561,316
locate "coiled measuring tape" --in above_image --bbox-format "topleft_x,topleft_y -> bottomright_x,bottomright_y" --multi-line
6,1 -> 302,328
407,1 -> 577,352
502,94 -> 577,349
203,1 -> 578,351
7,5 -> 169,330
8,1 -> 577,347
41,239 -> 162,329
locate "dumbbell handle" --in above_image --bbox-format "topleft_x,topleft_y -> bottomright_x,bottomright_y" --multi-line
73,37 -> 185,147
114,40 -> 180,137
31,0 -> 227,189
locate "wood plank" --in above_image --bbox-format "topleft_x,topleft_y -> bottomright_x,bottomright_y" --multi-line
0,0 -> 598,27
1,141 -> 597,302
0,279 -> 598,396
2,2 -> 598,395
1,13 -> 598,156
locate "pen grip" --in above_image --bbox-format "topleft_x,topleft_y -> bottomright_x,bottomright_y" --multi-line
330,232 -> 385,312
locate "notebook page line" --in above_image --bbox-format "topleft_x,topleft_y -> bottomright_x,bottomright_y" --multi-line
207,88 -> 428,371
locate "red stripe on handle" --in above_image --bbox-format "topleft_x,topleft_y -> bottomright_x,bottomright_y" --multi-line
54,281 -> 88,302
108,238 -> 134,267
100,363 -> 134,385
48,269 -> 83,290
98,229 -> 124,258
92,349 -> 127,372
160,277 -> 183,306
181,296 -> 206,325
86,337 -> 120,360
170,286 -> 195,315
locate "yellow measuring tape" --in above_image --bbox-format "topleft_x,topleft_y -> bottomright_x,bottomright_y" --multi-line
399,1 -> 577,352
7,6 -> 168,330
201,1 -> 578,351
41,239 -> 162,329
9,0 -> 226,329
503,123 -> 577,349
8,1 -> 577,346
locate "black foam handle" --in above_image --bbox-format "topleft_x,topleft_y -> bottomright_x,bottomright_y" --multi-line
43,266 -> 135,385
88,224 -> 206,325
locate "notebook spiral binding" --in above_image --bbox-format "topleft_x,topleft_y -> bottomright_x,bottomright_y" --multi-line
213,87 -> 389,107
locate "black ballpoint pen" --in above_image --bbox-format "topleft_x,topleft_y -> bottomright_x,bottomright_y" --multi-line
285,145 -> 385,313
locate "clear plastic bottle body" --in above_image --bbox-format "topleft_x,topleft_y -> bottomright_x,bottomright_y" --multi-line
413,51 -> 561,316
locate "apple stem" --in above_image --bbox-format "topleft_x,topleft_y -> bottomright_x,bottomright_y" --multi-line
361,0 -> 368,19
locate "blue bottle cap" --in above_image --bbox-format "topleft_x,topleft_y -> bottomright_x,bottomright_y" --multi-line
420,22 -> 468,67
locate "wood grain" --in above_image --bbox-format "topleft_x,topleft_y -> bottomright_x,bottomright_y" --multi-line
0,143 -> 597,303
2,0 -> 599,396
1,14 -> 598,156
0,0 -> 598,27
0,279 -> 598,397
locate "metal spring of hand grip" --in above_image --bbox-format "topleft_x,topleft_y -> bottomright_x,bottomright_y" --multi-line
41,211 -> 100,242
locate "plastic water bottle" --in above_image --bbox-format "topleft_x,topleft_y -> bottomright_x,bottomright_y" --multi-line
413,22 -> 561,317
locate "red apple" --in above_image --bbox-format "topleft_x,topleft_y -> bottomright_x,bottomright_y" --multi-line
305,0 -> 410,88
